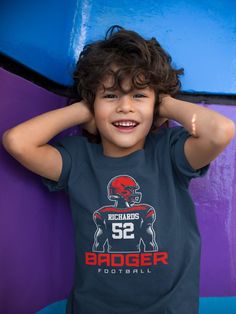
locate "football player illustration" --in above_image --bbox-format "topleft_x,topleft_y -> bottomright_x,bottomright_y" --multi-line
92,175 -> 158,253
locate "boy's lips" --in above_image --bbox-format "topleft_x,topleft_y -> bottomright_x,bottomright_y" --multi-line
111,119 -> 140,133
112,119 -> 139,123
111,119 -> 140,125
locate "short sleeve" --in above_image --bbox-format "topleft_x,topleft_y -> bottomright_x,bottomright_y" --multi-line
170,126 -> 210,187
41,137 -> 72,193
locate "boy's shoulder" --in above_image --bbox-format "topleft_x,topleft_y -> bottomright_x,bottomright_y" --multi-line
49,133 -> 89,159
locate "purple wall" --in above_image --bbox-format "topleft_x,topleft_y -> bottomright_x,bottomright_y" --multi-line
1,68 -> 236,313
190,110 -> 236,296
0,68 -> 78,314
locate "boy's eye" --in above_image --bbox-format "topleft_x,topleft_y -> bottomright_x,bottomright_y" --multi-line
104,94 -> 117,98
103,93 -> 146,99
134,94 -> 146,98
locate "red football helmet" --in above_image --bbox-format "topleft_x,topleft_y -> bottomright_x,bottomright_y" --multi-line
107,175 -> 142,205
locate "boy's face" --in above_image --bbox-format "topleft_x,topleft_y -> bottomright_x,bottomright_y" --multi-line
93,74 -> 155,157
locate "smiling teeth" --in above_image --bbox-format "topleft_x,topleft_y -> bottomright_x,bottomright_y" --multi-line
114,122 -> 137,126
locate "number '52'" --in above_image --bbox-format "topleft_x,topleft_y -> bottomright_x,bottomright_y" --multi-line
112,222 -> 134,239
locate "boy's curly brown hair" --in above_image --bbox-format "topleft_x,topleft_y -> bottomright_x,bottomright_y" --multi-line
72,25 -> 184,142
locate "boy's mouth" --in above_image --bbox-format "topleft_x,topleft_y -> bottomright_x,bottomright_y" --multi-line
111,120 -> 139,132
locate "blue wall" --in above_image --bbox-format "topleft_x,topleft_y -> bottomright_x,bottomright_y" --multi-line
1,0 -> 236,93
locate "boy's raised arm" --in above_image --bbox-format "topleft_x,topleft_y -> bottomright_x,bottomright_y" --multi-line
2,101 -> 93,181
158,95 -> 235,170
2,101 -> 92,148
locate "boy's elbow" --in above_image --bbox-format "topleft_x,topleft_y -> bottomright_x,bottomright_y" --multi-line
214,120 -> 236,146
2,129 -> 21,153
223,120 -> 235,142
2,130 -> 11,149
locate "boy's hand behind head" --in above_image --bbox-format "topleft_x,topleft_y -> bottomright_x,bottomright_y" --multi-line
74,100 -> 98,135
81,116 -> 98,135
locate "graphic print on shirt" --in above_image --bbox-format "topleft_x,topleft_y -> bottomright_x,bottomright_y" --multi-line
85,175 -> 168,273
92,175 -> 158,253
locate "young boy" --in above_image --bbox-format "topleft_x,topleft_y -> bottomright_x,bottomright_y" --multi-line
2,25 -> 235,314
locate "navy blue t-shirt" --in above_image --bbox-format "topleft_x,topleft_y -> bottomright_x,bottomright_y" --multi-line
41,126 -> 210,314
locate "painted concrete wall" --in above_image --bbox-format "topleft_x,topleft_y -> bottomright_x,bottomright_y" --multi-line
1,68 -> 236,313
1,0 -> 236,93
1,1 -> 236,313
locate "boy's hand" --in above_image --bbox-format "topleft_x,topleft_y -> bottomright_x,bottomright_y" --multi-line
158,94 -> 171,118
81,116 -> 98,135
76,100 -> 98,135
155,93 -> 171,127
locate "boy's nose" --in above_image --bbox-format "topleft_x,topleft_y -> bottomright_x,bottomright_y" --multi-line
116,95 -> 134,112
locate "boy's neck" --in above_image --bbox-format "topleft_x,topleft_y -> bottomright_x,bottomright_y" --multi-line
101,137 -> 146,158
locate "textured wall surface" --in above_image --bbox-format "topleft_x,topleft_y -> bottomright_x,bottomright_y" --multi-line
1,68 -> 236,313
1,0 -> 236,92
